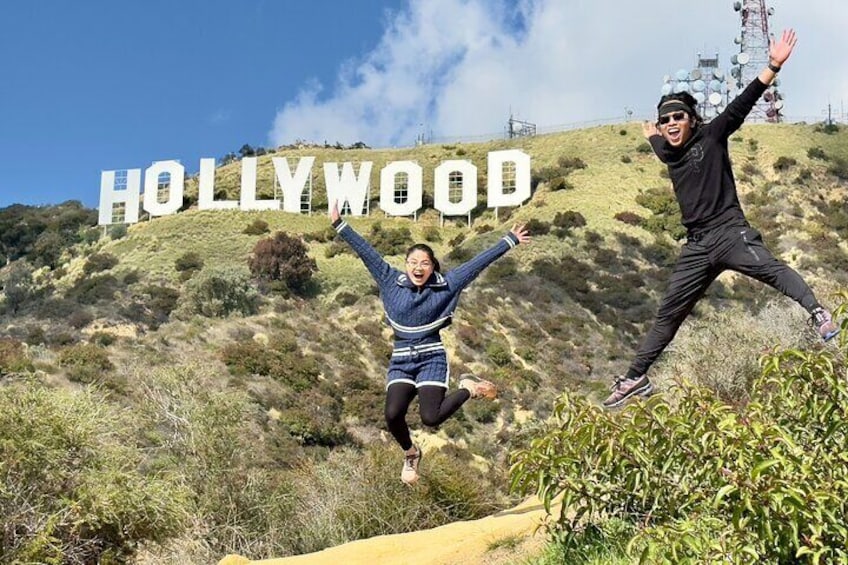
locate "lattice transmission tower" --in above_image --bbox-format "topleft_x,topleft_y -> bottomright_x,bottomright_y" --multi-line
730,0 -> 783,122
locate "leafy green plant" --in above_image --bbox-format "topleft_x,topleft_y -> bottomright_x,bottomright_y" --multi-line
510,293 -> 848,564
179,265 -> 259,317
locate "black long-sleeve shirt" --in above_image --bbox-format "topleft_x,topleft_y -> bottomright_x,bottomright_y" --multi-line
649,78 -> 769,235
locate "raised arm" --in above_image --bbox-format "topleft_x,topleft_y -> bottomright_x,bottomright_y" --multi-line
642,121 -> 667,162
712,28 -> 797,138
446,223 -> 529,290
330,201 -> 394,285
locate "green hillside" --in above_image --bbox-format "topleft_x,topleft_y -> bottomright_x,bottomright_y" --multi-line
1,122 -> 847,564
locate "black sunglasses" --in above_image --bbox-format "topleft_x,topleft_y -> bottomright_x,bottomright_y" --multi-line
658,111 -> 688,125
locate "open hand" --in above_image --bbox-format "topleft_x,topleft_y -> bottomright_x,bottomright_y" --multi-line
642,120 -> 659,138
510,223 -> 531,245
330,200 -> 340,223
769,28 -> 797,67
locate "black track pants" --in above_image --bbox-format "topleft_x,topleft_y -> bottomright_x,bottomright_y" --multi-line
629,223 -> 818,377
384,383 -> 471,450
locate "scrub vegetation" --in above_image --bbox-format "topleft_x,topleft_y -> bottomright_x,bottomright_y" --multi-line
0,122 -> 846,563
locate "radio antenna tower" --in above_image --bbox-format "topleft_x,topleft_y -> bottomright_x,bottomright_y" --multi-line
730,1 -> 783,122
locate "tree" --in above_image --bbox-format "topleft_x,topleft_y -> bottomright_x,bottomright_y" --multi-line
248,231 -> 316,293
2,263 -> 34,314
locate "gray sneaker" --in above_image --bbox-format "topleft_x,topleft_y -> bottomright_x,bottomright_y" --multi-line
603,375 -> 653,409
811,307 -> 840,342
401,445 -> 422,485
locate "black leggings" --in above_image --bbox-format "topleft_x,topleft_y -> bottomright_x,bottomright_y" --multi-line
629,223 -> 818,378
384,383 -> 471,450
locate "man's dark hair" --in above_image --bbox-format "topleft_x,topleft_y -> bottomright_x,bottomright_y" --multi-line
657,92 -> 704,127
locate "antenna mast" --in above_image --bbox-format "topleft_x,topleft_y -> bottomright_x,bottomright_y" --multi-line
731,0 -> 783,122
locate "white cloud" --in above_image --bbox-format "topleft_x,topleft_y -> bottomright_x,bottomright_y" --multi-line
269,0 -> 848,148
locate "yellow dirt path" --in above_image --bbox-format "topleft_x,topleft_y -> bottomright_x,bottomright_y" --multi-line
218,497 -> 555,565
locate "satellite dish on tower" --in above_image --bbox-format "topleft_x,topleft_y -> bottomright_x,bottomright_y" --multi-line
694,92 -> 706,104
689,68 -> 703,80
676,69 -> 689,81
661,83 -> 673,95
713,69 -> 725,80
663,74 -> 671,83
674,82 -> 691,93
709,79 -> 722,91
737,52 -> 750,65
709,92 -> 723,106
692,79 -> 706,92
763,91 -> 774,102
774,99 -> 784,110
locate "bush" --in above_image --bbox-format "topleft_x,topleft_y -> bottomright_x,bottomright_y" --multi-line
282,444 -> 505,554
70,274 -> 120,304
422,225 -> 442,242
807,146 -> 828,160
179,266 -> 259,318
773,155 -> 797,171
636,142 -> 653,154
58,343 -> 114,384
82,252 -> 119,275
0,338 -> 33,375
614,211 -> 643,226
0,383 -> 188,564
553,210 -> 587,231
511,297 -> 848,564
620,155 -> 632,164
827,156 -> 848,181
243,218 -> 270,235
249,231 -> 317,293
367,223 -> 413,256
174,251 -> 204,274
109,223 -> 128,239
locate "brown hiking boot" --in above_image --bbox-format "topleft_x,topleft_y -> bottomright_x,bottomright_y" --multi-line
459,375 -> 498,399
401,445 -> 422,485
602,374 -> 653,409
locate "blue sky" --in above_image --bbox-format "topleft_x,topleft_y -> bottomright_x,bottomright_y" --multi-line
1,0 -> 845,210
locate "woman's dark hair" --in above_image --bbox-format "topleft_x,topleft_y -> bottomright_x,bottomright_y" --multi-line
657,92 -> 704,127
406,243 -> 440,272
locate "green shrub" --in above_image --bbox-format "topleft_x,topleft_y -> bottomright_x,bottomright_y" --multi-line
174,250 -> 204,273
511,297 -> 848,564
773,155 -> 797,171
0,383 -> 188,563
620,155 -> 632,164
636,142 -> 653,154
220,333 -> 320,392
82,252 -> 119,275
243,218 -> 270,235
422,225 -> 442,242
486,340 -> 512,367
58,343 -> 114,384
70,274 -> 120,304
179,265 -> 259,318
282,444 -> 505,554
367,223 -> 413,256
109,223 -> 128,239
827,156 -> 848,180
807,146 -> 828,160
0,338 -> 33,375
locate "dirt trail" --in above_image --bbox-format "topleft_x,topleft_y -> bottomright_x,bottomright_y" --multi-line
218,497 -> 555,565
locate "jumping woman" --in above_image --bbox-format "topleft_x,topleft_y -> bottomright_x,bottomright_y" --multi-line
331,201 -> 530,484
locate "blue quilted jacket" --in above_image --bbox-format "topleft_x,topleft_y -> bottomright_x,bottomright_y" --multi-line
333,219 -> 519,352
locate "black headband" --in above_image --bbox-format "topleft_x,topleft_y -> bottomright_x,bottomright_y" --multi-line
658,100 -> 693,117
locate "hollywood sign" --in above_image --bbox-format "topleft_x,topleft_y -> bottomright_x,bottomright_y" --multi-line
98,150 -> 531,226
